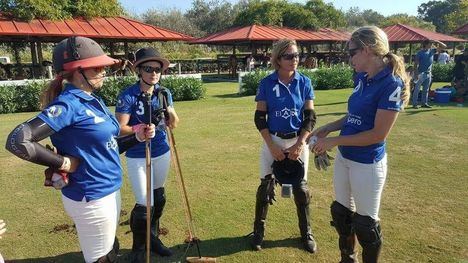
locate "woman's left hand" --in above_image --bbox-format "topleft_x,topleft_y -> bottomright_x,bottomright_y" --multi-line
286,141 -> 305,160
312,137 -> 337,154
136,124 -> 156,141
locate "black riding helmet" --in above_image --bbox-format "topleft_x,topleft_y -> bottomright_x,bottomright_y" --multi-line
272,157 -> 305,186
133,47 -> 170,71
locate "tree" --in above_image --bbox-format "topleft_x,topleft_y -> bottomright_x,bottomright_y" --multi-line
141,8 -> 203,37
0,0 -> 124,21
304,0 -> 346,28
379,13 -> 436,31
185,0 -> 242,35
417,0 -> 467,33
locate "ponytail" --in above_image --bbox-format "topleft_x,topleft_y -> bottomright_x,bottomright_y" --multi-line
385,53 -> 410,108
40,74 -> 70,109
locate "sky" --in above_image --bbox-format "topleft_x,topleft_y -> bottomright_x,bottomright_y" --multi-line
119,0 -> 427,17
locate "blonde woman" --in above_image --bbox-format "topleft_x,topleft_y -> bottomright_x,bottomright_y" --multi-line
312,26 -> 410,262
251,39 -> 317,253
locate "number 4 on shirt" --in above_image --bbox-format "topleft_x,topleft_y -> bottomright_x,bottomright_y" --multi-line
388,86 -> 401,103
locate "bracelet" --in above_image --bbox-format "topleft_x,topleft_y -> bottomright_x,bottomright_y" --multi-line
59,156 -> 71,172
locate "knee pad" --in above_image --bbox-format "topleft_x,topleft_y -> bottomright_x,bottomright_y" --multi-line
330,201 -> 354,236
130,204 -> 147,234
94,237 -> 119,263
153,187 -> 166,216
257,174 -> 275,204
353,213 -> 382,249
293,180 -> 310,205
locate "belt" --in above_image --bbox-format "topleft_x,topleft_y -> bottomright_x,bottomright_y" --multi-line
272,131 -> 299,139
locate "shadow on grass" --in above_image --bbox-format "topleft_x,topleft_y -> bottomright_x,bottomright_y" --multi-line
5,252 -> 83,263
315,101 -> 348,106
317,111 -> 347,117
212,93 -> 243,99
403,107 -> 460,116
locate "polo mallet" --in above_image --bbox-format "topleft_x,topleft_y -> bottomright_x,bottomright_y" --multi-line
160,93 -> 216,263
141,92 -> 152,263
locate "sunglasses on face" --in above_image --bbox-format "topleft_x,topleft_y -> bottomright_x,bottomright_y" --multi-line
141,65 -> 162,74
348,47 -> 361,58
281,52 -> 300,60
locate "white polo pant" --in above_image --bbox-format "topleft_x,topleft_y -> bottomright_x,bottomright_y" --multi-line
333,150 -> 387,220
259,134 -> 309,180
62,190 -> 121,263
126,150 -> 171,206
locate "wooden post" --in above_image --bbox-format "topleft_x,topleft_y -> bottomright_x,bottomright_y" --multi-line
408,43 -> 413,64
124,42 -> 129,58
30,41 -> 38,79
109,42 -> 115,56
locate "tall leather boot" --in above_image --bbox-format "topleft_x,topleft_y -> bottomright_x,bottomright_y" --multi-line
150,187 -> 172,257
293,180 -> 317,253
129,204 -> 147,263
353,213 -> 382,263
330,201 -> 359,263
251,176 -> 273,251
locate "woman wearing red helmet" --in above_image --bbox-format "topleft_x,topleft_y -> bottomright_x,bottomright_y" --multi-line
5,36 -> 155,263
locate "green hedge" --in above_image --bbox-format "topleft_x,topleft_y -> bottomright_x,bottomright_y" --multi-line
0,76 -> 205,114
432,63 -> 454,82
240,65 -> 354,96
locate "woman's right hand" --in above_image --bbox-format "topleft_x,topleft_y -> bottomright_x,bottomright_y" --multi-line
311,125 -> 330,138
269,144 -> 286,161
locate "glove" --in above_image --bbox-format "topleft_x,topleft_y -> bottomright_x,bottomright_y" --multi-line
314,152 -> 334,171
265,174 -> 276,205
308,135 -> 318,151
44,167 -> 69,190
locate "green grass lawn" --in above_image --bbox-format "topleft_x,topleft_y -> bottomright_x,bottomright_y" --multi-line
0,82 -> 467,262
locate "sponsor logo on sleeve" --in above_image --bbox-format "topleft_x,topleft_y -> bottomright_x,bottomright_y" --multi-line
46,105 -> 63,118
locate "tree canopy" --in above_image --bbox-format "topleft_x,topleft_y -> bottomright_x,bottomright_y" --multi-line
418,0 -> 467,33
0,0 -> 124,20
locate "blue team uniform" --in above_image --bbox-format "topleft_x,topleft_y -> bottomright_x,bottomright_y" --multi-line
115,82 -> 172,158
38,84 -> 122,202
339,67 -> 403,164
255,71 -> 315,132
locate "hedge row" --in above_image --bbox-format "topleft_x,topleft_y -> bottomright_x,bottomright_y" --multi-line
0,76 -> 205,114
240,63 -> 456,96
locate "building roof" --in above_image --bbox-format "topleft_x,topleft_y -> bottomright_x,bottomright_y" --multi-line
383,23 -> 466,43
453,23 -> 468,35
0,14 -> 194,42
190,25 -> 350,45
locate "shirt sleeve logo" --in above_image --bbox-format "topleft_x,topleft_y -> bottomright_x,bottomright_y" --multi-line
46,105 -> 63,118
116,98 -> 125,108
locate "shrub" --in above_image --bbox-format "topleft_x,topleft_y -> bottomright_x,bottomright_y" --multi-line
15,81 -> 45,112
161,77 -> 205,101
432,63 -> 454,82
96,76 -> 137,106
0,85 -> 18,113
240,70 -> 270,96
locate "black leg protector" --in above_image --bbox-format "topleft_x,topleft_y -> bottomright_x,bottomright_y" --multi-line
293,180 -> 317,253
150,187 -> 172,257
251,175 -> 273,251
93,237 -> 120,263
353,213 -> 382,263
330,201 -> 358,263
130,204 -> 147,255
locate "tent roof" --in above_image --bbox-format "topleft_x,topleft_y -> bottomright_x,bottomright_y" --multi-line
453,23 -> 468,35
0,14 -> 194,42
190,25 -> 350,45
383,23 -> 466,43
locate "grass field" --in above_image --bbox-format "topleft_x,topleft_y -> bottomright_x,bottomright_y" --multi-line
0,82 -> 467,263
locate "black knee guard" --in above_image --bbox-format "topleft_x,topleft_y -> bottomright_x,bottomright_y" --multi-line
330,201 -> 353,236
353,213 -> 382,251
293,180 -> 310,206
94,237 -> 119,263
257,174 -> 276,205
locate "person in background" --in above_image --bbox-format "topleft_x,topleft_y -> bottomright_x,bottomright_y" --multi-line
412,40 -> 446,108
115,47 -> 179,260
437,50 -> 450,64
312,26 -> 410,263
5,36 -> 155,263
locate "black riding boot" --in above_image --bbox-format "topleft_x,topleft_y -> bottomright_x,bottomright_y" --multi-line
331,201 -> 359,263
353,213 -> 382,263
293,180 -> 317,253
129,204 -> 147,263
150,187 -> 172,257
251,175 -> 274,251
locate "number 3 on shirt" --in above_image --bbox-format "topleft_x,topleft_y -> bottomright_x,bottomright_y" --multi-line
388,86 -> 401,103
136,101 -> 145,115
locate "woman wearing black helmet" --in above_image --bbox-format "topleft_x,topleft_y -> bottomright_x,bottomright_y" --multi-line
115,47 -> 179,260
5,36 -> 155,263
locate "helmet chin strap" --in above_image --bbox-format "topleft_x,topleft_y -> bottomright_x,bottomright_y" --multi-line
79,69 -> 102,91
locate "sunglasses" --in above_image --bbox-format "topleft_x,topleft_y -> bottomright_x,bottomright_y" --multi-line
141,65 -> 162,74
348,47 -> 361,57
281,52 -> 300,60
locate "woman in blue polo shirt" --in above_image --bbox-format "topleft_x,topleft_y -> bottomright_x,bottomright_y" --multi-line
251,39 -> 317,253
115,47 -> 179,259
311,26 -> 410,262
5,36 -> 155,263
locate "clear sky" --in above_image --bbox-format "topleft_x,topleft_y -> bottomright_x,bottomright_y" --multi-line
119,0 -> 427,17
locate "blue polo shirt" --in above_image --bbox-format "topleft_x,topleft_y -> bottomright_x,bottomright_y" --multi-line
38,84 -> 122,202
115,82 -> 172,158
416,48 -> 436,73
339,66 -> 403,164
255,71 -> 314,133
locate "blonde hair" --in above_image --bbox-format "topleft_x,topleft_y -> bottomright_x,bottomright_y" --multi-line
351,26 -> 410,108
40,73 -> 72,109
270,39 -> 297,70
